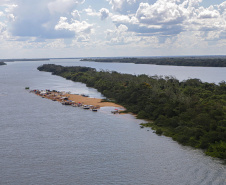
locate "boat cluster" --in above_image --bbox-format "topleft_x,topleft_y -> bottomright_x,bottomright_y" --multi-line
30,89 -> 99,111
111,109 -> 120,114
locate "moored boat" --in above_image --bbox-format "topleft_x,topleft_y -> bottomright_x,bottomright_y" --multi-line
62,101 -> 71,105
83,105 -> 90,109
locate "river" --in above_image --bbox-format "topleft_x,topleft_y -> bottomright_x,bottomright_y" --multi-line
0,59 -> 225,185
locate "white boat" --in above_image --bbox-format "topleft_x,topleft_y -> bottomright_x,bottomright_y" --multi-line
83,105 -> 90,109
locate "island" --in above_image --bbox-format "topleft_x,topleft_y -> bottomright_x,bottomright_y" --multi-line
81,56 -> 226,67
0,62 -> 6,66
37,64 -> 226,160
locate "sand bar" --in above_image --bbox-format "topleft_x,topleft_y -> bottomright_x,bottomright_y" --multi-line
64,93 -> 123,108
30,90 -> 124,109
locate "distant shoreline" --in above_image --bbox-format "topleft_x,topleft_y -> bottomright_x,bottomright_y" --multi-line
1,56 -> 226,67
81,56 -> 226,67
0,58 -> 50,63
0,62 -> 6,66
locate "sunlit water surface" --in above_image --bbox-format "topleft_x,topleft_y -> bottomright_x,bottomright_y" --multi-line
0,60 -> 225,185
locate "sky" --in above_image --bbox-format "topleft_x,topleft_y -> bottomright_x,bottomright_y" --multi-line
0,0 -> 225,58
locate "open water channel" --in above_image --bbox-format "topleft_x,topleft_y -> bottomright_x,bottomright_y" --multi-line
0,59 -> 225,185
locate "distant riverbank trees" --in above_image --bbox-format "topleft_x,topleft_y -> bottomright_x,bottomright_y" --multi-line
38,64 -> 226,160
0,62 -> 6,65
81,57 -> 226,67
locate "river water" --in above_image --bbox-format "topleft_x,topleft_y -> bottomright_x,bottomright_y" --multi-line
0,59 -> 225,185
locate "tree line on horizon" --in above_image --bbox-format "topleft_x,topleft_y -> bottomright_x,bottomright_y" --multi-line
81,57 -> 226,67
38,64 -> 226,160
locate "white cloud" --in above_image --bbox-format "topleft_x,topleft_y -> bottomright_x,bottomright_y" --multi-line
83,7 -> 110,20
4,3 -> 17,13
44,39 -> 66,48
0,21 -> 10,41
0,3 -> 17,22
136,1 -> 186,25
71,10 -> 80,20
112,14 -> 133,24
186,3 -> 226,41
55,16 -> 93,34
76,35 -> 90,42
10,0 -> 87,39
217,1 -> 226,13
108,0 -> 140,14
108,0 -> 124,11
109,0 -> 226,42
0,22 -> 6,33
7,13 -> 14,21
83,7 -> 99,16
106,24 -> 140,45
197,6 -> 220,19
100,8 -> 110,20
0,0 -> 226,57
0,2 -> 17,41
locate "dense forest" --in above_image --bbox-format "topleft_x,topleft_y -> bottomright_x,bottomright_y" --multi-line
81,57 -> 226,67
38,64 -> 226,160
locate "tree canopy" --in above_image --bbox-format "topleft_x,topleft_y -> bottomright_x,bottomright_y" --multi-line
38,64 -> 226,160
81,57 -> 226,67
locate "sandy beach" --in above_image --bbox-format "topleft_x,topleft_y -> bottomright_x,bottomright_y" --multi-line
31,90 -> 124,109
64,93 -> 124,108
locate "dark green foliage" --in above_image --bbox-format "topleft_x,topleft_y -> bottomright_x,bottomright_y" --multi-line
38,64 -> 226,160
156,129 -> 163,135
0,62 -> 6,65
81,56 -> 226,67
206,141 -> 226,159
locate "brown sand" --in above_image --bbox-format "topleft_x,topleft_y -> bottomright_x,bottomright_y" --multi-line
33,90 -> 124,108
64,93 -> 124,108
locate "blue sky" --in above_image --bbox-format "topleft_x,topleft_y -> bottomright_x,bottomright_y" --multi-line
0,0 -> 225,58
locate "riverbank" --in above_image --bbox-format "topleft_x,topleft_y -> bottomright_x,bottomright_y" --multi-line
81,56 -> 226,67
30,89 -> 125,110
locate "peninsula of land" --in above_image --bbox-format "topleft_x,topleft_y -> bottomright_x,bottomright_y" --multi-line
37,64 -> 226,161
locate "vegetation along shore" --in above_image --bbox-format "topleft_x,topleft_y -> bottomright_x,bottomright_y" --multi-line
38,64 -> 226,161
0,58 -> 49,62
0,62 -> 6,65
81,56 -> 226,67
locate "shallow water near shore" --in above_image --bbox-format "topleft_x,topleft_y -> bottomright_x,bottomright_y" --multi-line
0,60 -> 226,185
